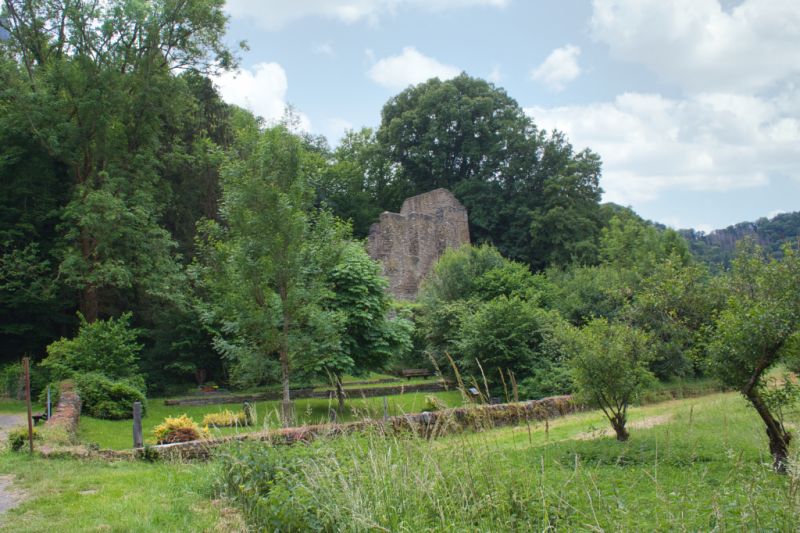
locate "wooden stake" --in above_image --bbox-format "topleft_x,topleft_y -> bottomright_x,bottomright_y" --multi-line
23,357 -> 33,454
132,401 -> 143,448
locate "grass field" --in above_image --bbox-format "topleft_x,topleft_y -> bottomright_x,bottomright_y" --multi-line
79,389 -> 464,450
0,453 -> 226,532
1,391 -> 798,531
214,392 -> 800,531
0,399 -> 26,414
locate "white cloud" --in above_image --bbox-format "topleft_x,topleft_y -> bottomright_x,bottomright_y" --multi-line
531,44 -> 581,91
487,65 -> 502,84
590,0 -> 800,92
313,43 -> 335,57
325,118 -> 355,144
525,89 -> 800,206
213,62 -> 311,132
226,0 -> 509,30
368,47 -> 461,91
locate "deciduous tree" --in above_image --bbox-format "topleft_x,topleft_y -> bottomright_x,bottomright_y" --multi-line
708,241 -> 800,472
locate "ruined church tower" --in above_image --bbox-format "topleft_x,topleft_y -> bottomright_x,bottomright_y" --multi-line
367,188 -> 470,300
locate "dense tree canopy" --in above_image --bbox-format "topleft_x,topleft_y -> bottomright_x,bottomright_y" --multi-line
372,75 -> 604,269
1,2 -> 793,420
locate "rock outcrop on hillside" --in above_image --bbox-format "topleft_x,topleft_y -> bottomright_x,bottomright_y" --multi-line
368,188 -> 470,300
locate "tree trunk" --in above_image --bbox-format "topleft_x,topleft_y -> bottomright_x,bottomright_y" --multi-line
79,227 -> 99,322
612,421 -> 629,442
80,284 -> 99,323
746,389 -> 791,473
279,291 -> 294,428
335,374 -> 346,414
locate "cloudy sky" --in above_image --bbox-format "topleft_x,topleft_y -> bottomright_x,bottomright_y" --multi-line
217,0 -> 800,232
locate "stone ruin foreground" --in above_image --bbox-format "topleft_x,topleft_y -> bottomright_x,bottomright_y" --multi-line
367,188 -> 470,300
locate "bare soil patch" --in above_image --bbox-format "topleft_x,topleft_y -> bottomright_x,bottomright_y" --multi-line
573,414 -> 674,441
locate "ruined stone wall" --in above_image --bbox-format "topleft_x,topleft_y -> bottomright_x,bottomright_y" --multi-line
368,188 -> 470,300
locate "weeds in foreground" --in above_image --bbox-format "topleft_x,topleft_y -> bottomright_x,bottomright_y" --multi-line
214,394 -> 800,531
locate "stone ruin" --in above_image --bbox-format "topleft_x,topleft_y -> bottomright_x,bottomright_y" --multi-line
367,188 -> 470,300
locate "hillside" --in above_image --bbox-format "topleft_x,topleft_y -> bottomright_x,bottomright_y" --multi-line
679,211 -> 800,266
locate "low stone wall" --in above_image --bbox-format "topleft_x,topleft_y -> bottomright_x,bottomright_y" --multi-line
165,381 -> 449,407
133,394 -> 578,461
44,380 -> 81,440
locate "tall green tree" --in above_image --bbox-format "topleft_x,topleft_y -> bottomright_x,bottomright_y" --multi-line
0,0 -> 235,322
708,241 -> 800,472
196,125 -> 348,426
375,74 -> 604,269
312,128 -> 387,238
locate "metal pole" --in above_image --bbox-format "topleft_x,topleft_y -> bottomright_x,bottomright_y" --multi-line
383,396 -> 389,421
47,385 -> 51,420
23,357 -> 33,454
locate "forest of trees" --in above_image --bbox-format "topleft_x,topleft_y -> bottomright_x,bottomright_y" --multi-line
680,211 -> 800,267
1,1 -> 798,458
0,0 -> 610,390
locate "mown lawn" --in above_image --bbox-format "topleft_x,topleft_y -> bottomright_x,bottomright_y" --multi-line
0,399 -> 27,414
0,453 -> 227,532
79,389 -> 464,450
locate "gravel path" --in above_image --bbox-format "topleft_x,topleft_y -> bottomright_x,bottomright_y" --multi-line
0,414 -> 27,515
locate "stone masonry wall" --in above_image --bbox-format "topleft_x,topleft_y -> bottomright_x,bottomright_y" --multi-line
368,188 -> 470,300
45,380 -> 81,439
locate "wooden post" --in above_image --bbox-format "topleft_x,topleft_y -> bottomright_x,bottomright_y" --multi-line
23,357 -> 33,454
243,401 -> 254,426
383,396 -> 389,421
132,401 -> 143,449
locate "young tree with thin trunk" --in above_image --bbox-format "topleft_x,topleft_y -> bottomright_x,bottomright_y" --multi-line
195,124 -> 347,427
709,241 -> 800,473
296,242 -> 412,412
565,318 -> 654,441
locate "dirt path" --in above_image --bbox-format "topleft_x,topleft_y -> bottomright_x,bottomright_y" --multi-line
573,414 -> 674,441
0,414 -> 27,515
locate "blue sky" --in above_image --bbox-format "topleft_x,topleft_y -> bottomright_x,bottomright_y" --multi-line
218,0 -> 800,232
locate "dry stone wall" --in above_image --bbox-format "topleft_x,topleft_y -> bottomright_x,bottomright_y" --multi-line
45,380 -> 81,439
368,188 -> 470,300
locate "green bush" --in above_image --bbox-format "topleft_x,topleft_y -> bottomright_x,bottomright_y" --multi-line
214,442 -> 326,530
36,381 -> 61,408
42,312 -> 143,382
7,426 -> 39,451
518,361 -> 573,400
75,373 -> 146,420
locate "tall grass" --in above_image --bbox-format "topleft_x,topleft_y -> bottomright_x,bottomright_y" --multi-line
214,392 -> 800,531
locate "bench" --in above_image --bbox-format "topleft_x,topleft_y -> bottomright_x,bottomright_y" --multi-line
31,413 -> 48,425
399,369 -> 433,380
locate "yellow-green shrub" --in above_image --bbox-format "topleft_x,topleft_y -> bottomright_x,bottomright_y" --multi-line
7,426 -> 40,451
153,414 -> 209,444
424,395 -> 448,411
202,409 -> 250,428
